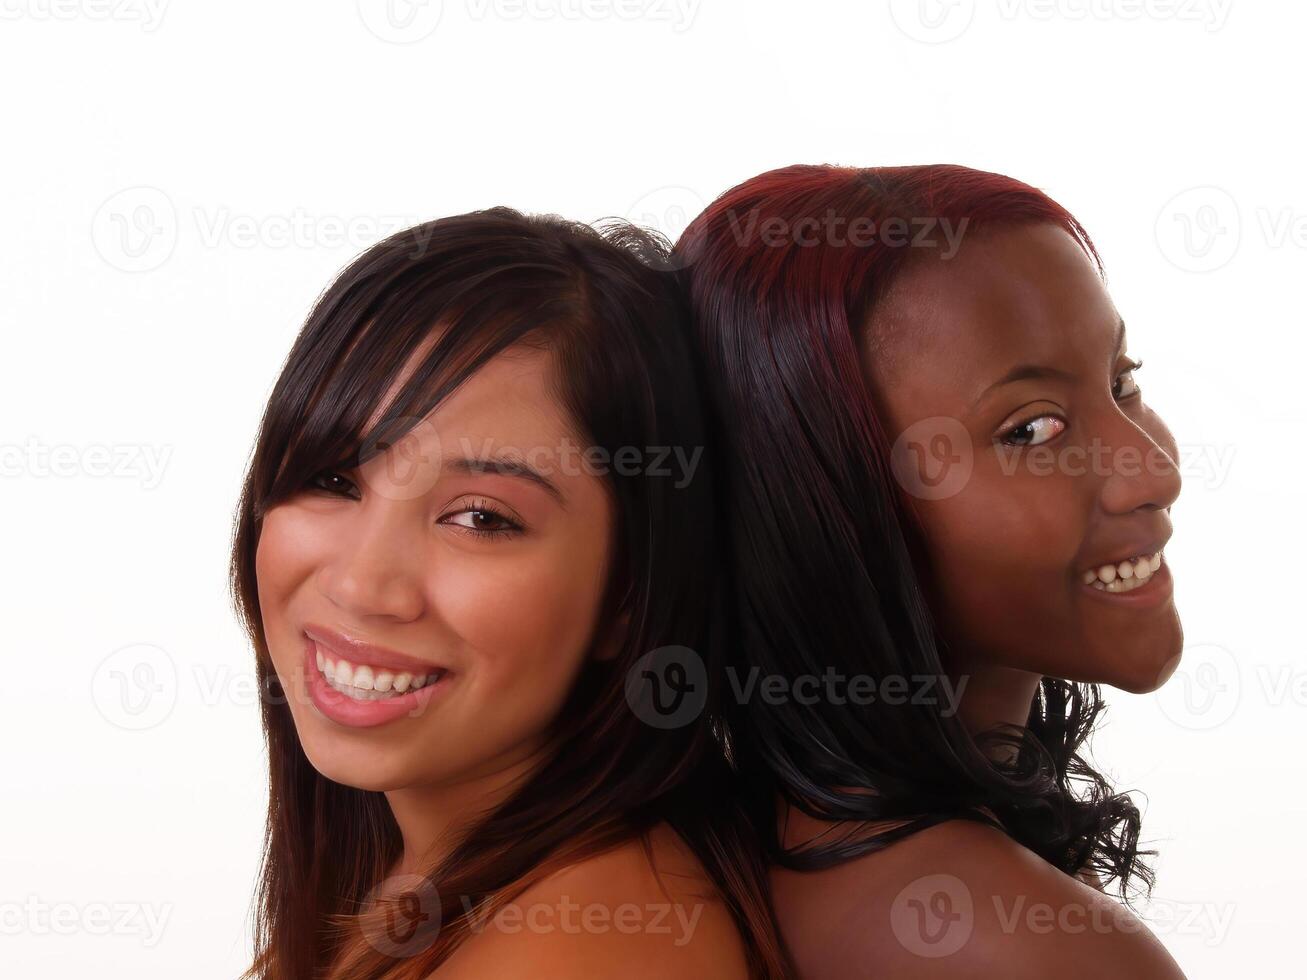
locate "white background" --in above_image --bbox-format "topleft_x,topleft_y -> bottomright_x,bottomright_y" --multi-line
2,1 -> 1302,977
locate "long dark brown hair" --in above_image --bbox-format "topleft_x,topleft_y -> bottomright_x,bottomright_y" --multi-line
229,207 -> 790,978
673,164 -> 1155,902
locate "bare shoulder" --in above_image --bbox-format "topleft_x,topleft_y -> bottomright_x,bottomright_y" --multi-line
432,823 -> 749,979
771,818 -> 1186,980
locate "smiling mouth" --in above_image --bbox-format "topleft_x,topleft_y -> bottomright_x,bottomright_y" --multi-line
313,644 -> 447,702
1081,550 -> 1164,594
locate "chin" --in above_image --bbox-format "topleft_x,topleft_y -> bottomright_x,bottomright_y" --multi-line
1108,630 -> 1185,694
296,734 -> 409,792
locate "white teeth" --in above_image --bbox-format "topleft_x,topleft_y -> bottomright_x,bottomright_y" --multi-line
1085,551 -> 1163,593
353,665 -> 375,691
325,673 -> 400,700
313,644 -> 439,701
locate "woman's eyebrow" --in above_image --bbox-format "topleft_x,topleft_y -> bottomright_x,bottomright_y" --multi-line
970,316 -> 1128,411
970,363 -> 1077,410
444,452 -> 566,505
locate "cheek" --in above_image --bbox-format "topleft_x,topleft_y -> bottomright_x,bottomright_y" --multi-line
253,509 -> 308,666
434,533 -> 610,723
918,472 -> 1083,667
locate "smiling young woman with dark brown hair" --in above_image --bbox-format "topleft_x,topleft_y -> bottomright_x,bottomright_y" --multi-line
228,209 -> 789,979
673,165 -> 1188,978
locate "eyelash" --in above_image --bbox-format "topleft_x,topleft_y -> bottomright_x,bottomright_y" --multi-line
1113,357 -> 1144,400
304,471 -> 525,540
447,497 -> 524,539
998,358 -> 1145,448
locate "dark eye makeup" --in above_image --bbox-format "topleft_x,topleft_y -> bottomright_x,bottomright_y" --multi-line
302,470 -> 526,540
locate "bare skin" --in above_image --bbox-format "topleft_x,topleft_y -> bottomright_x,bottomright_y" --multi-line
774,813 -> 1180,979
433,824 -> 750,979
772,223 -> 1187,977
256,340 -> 746,977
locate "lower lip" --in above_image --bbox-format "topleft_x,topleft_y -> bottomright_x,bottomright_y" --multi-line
303,637 -> 448,728
1080,558 -> 1174,609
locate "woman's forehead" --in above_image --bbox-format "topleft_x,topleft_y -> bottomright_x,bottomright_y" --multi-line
864,224 -> 1117,406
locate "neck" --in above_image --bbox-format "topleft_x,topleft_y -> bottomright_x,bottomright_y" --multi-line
916,564 -> 1042,752
950,664 -> 1043,763
381,742 -> 546,884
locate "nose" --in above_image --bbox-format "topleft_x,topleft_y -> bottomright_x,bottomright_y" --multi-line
315,499 -> 427,622
1096,403 -> 1183,517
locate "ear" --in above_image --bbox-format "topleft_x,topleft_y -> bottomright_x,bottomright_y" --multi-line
593,607 -> 632,663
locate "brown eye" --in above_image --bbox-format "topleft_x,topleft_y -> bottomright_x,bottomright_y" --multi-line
447,510 -> 512,532
439,499 -> 525,539
1000,415 -> 1066,448
308,470 -> 359,498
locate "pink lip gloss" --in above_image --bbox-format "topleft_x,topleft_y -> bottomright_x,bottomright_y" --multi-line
303,636 -> 448,728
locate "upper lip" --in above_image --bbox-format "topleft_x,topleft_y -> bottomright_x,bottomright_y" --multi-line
303,623 -> 448,675
1080,533 -> 1171,575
